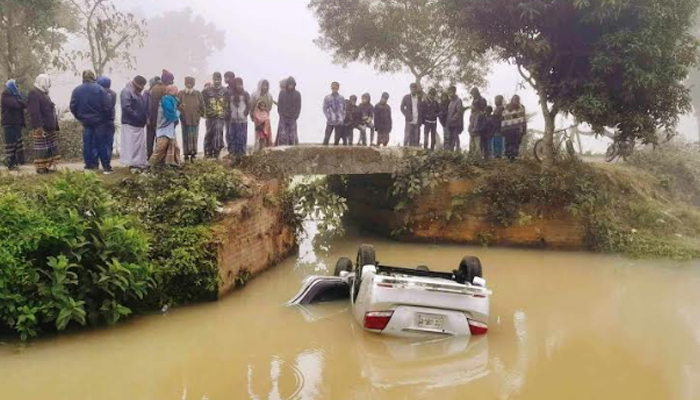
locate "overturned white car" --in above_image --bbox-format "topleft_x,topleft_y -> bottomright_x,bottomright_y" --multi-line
288,245 -> 491,337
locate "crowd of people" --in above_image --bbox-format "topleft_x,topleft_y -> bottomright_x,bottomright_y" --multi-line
322,82 -> 528,159
1,69 -> 528,175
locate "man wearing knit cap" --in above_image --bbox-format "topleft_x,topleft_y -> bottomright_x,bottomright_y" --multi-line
120,75 -> 149,173
69,69 -> 111,170
146,70 -> 171,159
202,71 -> 229,159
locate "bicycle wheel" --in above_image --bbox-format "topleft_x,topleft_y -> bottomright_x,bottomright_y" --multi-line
605,144 -> 618,163
534,139 -> 546,163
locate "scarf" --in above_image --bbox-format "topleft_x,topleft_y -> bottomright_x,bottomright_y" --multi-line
34,74 -> 51,94
5,79 -> 21,98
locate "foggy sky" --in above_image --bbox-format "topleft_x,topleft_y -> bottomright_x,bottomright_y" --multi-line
50,0 -> 697,148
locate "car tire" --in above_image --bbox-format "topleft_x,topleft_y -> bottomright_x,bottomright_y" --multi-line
458,256 -> 483,284
356,244 -> 376,271
334,257 -> 353,276
417,265 -> 430,271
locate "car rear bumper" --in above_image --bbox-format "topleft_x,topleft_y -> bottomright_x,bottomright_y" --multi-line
374,305 -> 473,337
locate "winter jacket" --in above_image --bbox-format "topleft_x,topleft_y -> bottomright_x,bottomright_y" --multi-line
148,82 -> 167,127
178,90 -> 205,126
447,97 -> 464,134
69,82 -> 110,127
202,85 -> 229,119
1,89 -> 26,127
27,88 -> 58,131
420,98 -> 440,124
278,88 -> 302,121
323,93 -> 345,126
374,103 -> 392,133
120,82 -> 148,128
358,103 -> 374,125
344,101 -> 358,127
400,94 -> 423,124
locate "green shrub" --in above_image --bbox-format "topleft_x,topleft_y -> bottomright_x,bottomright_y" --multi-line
110,161 -> 247,306
0,172 -> 154,340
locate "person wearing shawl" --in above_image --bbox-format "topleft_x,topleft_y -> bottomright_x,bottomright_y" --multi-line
251,80 -> 274,119
276,76 -> 301,146
178,76 -> 205,162
27,74 -> 60,174
120,75 -> 149,173
151,85 -> 181,167
202,72 -> 229,159
253,101 -> 272,151
147,70 -> 172,159
96,76 -> 117,174
1,79 -> 27,170
70,70 -> 111,170
228,77 -> 251,156
501,94 -> 527,160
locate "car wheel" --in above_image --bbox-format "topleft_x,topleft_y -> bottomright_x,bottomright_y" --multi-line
334,257 -> 353,276
417,265 -> 430,271
356,244 -> 376,271
458,256 -> 483,284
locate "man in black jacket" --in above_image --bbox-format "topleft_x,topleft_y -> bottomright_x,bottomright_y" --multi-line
400,83 -> 422,147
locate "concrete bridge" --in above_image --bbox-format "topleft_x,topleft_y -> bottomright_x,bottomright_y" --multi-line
255,146 -> 420,175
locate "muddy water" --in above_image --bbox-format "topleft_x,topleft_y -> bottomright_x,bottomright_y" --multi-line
2,229 -> 700,400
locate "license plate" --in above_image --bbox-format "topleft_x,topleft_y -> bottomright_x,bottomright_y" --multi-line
416,313 -> 445,330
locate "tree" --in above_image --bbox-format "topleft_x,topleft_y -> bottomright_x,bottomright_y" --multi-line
309,0 -> 488,87
686,20 -> 700,142
66,0 -> 147,76
0,0 -> 76,86
449,0 -> 700,165
131,8 -> 225,85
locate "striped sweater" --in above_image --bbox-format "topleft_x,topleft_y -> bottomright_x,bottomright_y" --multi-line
501,105 -> 527,131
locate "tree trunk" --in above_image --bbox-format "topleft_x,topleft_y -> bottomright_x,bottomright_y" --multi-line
538,91 -> 557,168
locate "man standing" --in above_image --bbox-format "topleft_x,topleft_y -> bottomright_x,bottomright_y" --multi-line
96,76 -> 117,174
420,88 -> 440,151
468,87 -> 485,154
322,81 -> 345,146
202,72 -> 229,159
224,71 -> 236,151
178,76 -> 206,162
143,76 -> 159,159
147,70 -> 172,159
401,83 -> 422,147
446,86 -> 464,152
119,76 -> 149,173
276,76 -> 301,146
502,95 -> 527,160
70,70 -> 110,171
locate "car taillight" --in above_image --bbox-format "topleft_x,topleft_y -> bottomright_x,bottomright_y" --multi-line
468,320 -> 488,335
364,311 -> 393,331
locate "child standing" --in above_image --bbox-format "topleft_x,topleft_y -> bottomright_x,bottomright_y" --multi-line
151,85 -> 181,167
357,93 -> 374,146
374,92 -> 392,147
253,101 -> 272,150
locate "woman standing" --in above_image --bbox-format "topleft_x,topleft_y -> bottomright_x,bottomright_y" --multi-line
150,85 -> 181,167
251,80 -> 274,115
1,79 -> 26,170
27,74 -> 60,174
178,76 -> 205,162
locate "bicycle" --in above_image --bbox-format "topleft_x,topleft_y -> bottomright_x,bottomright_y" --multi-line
605,136 -> 635,163
534,126 -> 577,163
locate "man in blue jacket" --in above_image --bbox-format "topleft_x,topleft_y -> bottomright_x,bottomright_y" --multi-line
70,70 -> 111,170
119,75 -> 149,172
96,76 -> 117,174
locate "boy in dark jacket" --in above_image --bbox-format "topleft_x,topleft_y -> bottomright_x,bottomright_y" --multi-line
357,93 -> 374,146
374,92 -> 392,147
1,79 -> 26,169
421,88 -> 440,151
343,95 -> 358,146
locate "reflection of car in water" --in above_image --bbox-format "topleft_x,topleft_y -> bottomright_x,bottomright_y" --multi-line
354,327 -> 490,390
289,245 -> 492,337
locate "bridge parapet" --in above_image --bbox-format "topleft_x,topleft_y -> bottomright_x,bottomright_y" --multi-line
256,145 -> 419,175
